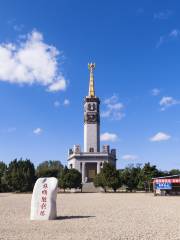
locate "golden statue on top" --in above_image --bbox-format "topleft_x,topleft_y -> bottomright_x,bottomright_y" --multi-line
88,63 -> 95,97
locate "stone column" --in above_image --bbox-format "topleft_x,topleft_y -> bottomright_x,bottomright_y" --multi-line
82,162 -> 86,183
97,162 -> 101,174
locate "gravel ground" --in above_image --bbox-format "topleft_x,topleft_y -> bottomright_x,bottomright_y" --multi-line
0,193 -> 180,240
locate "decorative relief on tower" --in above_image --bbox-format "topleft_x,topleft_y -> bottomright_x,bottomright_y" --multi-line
84,99 -> 100,124
84,112 -> 99,124
88,103 -> 96,111
84,97 -> 100,103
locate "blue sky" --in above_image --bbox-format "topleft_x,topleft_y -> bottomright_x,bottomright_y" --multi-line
0,0 -> 180,170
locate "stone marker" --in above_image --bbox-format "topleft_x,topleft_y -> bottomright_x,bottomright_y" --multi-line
30,177 -> 58,220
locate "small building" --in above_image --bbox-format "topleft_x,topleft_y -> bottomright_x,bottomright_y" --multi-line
67,63 -> 117,183
153,175 -> 180,196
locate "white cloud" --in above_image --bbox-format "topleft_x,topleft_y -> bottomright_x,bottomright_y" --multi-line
150,132 -> 171,142
156,36 -> 165,48
101,94 -> 125,120
54,99 -> 70,107
151,88 -> 161,96
104,94 -> 118,105
13,24 -> 24,32
159,96 -> 179,111
169,29 -> 180,38
156,29 -> 180,48
154,10 -> 173,20
33,128 -> 43,135
122,155 -> 139,161
0,30 -> 67,92
63,99 -> 70,106
7,19 -> 24,32
100,132 -> 118,142
47,78 -> 66,92
54,100 -> 60,107
7,127 -> 17,133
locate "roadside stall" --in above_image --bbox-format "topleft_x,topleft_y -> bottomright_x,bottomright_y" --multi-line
153,175 -> 180,196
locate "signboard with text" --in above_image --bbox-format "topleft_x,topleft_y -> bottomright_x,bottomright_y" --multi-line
155,183 -> 172,190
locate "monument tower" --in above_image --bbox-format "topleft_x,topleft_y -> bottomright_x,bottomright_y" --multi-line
84,63 -> 100,152
68,63 -> 117,183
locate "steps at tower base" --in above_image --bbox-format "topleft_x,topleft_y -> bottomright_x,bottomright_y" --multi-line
82,182 -> 103,193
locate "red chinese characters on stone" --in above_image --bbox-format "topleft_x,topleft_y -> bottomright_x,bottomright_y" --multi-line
43,183 -> 48,189
42,189 -> 47,195
39,182 -> 48,216
41,196 -> 47,202
40,210 -> 45,216
41,202 -> 47,210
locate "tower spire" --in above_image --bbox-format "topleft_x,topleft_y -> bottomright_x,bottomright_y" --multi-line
88,63 -> 95,97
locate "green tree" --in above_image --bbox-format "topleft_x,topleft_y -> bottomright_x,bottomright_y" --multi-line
5,158 -> 36,192
169,169 -> 180,175
58,167 -> 82,191
66,169 -> 82,189
58,166 -> 69,192
140,162 -> 159,192
102,162 -> 121,192
94,162 -> 121,192
94,172 -> 107,192
0,161 -> 7,192
121,164 -> 141,192
36,160 -> 63,178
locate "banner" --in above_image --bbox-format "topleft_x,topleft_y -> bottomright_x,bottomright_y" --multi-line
154,178 -> 180,184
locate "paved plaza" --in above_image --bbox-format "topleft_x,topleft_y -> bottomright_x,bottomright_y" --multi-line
0,193 -> 180,240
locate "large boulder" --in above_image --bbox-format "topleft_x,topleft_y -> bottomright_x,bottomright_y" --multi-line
30,177 -> 58,220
